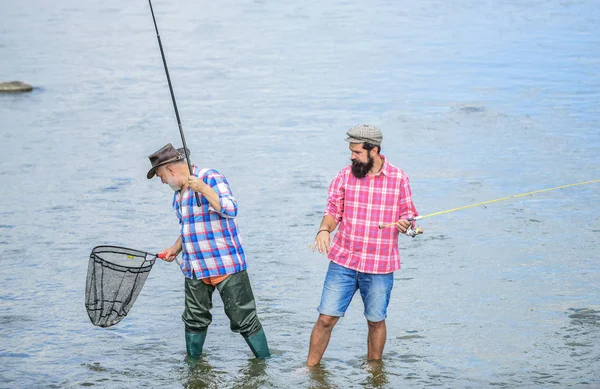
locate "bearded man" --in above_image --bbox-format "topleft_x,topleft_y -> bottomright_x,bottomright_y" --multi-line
307,125 -> 418,366
147,143 -> 270,360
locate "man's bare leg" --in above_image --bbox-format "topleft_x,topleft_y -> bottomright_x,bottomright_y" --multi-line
306,314 -> 339,366
367,319 -> 386,360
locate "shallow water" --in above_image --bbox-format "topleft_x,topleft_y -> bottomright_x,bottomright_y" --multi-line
1,0 -> 599,388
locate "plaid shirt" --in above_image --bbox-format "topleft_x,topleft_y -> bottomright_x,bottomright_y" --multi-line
173,166 -> 246,279
325,156 -> 418,274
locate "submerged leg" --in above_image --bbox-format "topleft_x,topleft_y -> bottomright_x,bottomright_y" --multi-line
182,276 -> 214,358
307,314 -> 339,366
367,320 -> 386,361
185,330 -> 207,359
218,270 -> 270,358
244,328 -> 270,358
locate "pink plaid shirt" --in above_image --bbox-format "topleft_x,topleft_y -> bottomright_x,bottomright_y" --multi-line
325,156 -> 418,274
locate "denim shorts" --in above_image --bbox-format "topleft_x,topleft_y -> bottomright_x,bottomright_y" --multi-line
317,261 -> 394,322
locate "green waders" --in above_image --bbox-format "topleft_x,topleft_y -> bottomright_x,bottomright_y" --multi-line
243,328 -> 270,358
185,330 -> 207,359
182,270 -> 270,358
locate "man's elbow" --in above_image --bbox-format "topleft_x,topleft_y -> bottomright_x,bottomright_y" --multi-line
221,208 -> 238,218
219,199 -> 238,218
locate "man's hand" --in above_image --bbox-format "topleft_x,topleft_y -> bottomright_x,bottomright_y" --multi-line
395,219 -> 412,234
187,176 -> 207,193
159,246 -> 180,262
312,230 -> 331,254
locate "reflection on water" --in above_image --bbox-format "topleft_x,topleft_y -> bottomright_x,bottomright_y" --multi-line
362,360 -> 389,389
307,365 -> 337,389
231,358 -> 270,389
181,358 -> 219,389
183,357 -> 270,389
306,360 -> 390,389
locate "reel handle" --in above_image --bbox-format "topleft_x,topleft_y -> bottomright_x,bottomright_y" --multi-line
378,216 -> 423,230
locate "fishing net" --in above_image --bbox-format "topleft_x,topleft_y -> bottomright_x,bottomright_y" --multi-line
85,245 -> 156,327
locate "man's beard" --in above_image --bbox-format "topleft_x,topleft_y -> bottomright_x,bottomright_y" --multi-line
351,154 -> 374,179
166,176 -> 181,191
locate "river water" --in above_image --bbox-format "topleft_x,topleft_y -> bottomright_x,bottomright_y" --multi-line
1,0 -> 599,388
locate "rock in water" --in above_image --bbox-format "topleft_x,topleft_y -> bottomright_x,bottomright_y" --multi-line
0,81 -> 33,92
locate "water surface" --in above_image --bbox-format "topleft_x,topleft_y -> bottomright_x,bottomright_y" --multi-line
1,0 -> 599,388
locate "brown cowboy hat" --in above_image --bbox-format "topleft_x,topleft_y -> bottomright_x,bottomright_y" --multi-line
146,143 -> 191,179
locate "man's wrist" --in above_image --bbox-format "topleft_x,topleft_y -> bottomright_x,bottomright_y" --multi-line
316,229 -> 330,237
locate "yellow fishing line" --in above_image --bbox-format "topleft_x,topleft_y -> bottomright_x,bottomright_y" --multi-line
420,179 -> 600,219
379,179 -> 600,229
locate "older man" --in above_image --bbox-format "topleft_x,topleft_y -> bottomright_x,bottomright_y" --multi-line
308,125 -> 418,366
147,143 -> 270,359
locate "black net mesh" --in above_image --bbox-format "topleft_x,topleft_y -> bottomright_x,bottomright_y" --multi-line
85,246 -> 156,327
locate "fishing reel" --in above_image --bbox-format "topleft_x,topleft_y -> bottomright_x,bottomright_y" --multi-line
405,216 -> 423,237
377,217 -> 423,237
405,225 -> 424,238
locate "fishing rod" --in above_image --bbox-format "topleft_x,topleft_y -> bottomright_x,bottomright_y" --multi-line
379,179 -> 600,237
147,0 -> 201,207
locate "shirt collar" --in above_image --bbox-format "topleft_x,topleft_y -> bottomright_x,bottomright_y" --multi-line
375,155 -> 388,177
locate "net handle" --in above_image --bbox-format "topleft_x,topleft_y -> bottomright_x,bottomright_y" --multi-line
157,252 -> 183,268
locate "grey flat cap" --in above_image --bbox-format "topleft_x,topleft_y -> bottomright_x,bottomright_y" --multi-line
345,124 -> 383,146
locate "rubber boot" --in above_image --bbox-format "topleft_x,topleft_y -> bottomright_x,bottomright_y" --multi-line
244,328 -> 270,358
185,330 -> 207,359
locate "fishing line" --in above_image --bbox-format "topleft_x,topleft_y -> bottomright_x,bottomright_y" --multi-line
379,179 -> 600,233
148,0 -> 201,206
